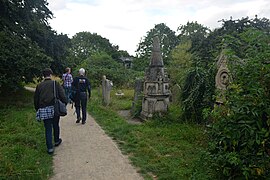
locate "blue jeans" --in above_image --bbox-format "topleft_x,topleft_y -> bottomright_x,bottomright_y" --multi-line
43,116 -> 60,150
64,86 -> 72,103
75,92 -> 87,122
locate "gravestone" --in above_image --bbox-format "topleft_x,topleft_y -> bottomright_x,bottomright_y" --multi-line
131,78 -> 143,114
215,50 -> 230,104
140,36 -> 170,118
102,75 -> 113,106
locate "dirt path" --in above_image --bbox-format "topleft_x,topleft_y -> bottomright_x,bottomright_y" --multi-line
51,104 -> 143,180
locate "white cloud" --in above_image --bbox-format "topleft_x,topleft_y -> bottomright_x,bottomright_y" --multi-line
47,0 -> 270,55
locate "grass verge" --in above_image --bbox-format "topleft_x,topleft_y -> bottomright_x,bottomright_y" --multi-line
88,89 -> 214,179
0,89 -> 53,179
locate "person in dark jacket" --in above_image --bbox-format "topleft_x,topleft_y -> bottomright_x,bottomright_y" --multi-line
34,68 -> 67,154
72,68 -> 91,125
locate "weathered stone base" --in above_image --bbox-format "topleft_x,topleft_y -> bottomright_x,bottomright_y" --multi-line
140,97 -> 169,119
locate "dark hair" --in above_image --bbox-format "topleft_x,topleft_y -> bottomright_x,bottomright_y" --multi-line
43,68 -> 53,77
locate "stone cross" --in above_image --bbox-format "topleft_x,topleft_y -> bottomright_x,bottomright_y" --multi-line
102,75 -> 113,106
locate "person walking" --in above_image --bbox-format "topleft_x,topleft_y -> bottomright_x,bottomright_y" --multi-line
34,68 -> 68,154
72,68 -> 91,125
62,67 -> 73,103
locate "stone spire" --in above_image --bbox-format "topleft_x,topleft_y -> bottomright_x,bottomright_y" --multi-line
149,36 -> 164,67
140,36 -> 170,119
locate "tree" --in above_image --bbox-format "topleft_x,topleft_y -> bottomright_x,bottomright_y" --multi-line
78,52 -> 140,88
49,33 -> 71,75
0,31 -> 52,93
0,0 -> 53,36
175,22 -> 214,122
177,21 -> 211,54
0,0 -> 58,93
168,41 -> 192,87
68,32 -> 118,66
135,23 -> 179,67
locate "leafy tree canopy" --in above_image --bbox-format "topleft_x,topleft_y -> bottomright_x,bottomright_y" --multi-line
0,0 -> 66,93
135,23 -> 179,65
69,31 -> 119,65
177,21 -> 211,54
77,51 -> 141,88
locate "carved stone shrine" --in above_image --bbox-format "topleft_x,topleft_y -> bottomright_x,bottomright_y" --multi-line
140,36 -> 170,118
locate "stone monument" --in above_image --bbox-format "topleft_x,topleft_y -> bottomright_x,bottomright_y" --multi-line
140,36 -> 170,118
131,78 -> 143,115
215,50 -> 230,104
102,75 -> 113,106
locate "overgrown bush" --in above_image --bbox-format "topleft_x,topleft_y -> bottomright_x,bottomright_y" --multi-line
209,29 -> 270,179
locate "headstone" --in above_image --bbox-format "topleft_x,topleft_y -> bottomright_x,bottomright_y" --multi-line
140,36 -> 171,119
102,75 -> 113,106
215,50 -> 230,105
131,78 -> 143,114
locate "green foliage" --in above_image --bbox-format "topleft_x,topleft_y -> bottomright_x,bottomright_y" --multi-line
178,17 -> 270,124
177,21 -> 211,54
78,52 -> 142,88
0,89 -> 53,179
0,0 -> 70,93
181,64 -> 216,123
0,31 -> 52,93
135,23 -> 179,66
68,31 -> 118,65
0,0 -> 53,35
169,21 -> 215,123
168,40 -> 192,86
209,28 -> 270,179
132,57 -> 149,72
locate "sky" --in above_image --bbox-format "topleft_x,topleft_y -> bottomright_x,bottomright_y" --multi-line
47,0 -> 270,55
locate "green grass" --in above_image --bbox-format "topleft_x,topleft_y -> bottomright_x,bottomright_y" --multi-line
0,89 -> 53,179
110,89 -> 135,110
88,89 -> 214,179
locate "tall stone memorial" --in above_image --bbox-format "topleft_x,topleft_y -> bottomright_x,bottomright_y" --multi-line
140,36 -> 170,118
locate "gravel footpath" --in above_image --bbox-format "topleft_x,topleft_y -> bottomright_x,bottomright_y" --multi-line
51,104 -> 143,180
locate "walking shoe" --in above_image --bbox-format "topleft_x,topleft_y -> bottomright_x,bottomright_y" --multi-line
55,138 -> 62,147
76,117 -> 81,123
47,148 -> 54,155
82,121 -> 86,125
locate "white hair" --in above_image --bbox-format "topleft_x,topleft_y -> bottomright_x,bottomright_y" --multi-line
79,68 -> 85,75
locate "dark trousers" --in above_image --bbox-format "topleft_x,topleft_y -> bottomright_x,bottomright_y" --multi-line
43,116 -> 60,150
75,92 -> 87,122
64,86 -> 72,103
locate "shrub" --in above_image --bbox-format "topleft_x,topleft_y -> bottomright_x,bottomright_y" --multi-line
209,29 -> 270,179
